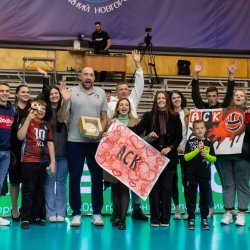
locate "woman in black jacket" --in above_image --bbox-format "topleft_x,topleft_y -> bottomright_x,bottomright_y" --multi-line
131,91 -> 182,226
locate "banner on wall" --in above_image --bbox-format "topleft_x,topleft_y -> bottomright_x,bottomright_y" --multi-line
0,0 -> 250,50
187,108 -> 246,154
95,120 -> 169,200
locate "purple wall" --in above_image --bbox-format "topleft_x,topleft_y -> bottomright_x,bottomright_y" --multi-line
0,0 -> 249,51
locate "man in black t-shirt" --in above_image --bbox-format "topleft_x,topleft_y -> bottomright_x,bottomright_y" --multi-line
92,21 -> 112,82
92,21 -> 111,54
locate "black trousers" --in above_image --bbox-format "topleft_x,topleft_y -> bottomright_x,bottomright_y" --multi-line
172,156 -> 188,206
149,159 -> 176,224
20,163 -> 47,222
67,142 -> 103,216
186,174 -> 209,220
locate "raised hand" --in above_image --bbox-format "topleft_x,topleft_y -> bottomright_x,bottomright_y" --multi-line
228,60 -> 240,75
194,61 -> 203,73
36,66 -> 48,77
59,81 -> 72,103
132,49 -> 141,65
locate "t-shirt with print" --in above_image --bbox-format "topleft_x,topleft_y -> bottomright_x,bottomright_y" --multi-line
184,138 -> 216,178
21,119 -> 53,163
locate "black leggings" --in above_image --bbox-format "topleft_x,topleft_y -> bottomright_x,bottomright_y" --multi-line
111,182 -> 129,223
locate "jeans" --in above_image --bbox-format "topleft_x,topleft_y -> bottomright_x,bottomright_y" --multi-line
0,151 -> 10,193
218,157 -> 250,211
44,157 -> 68,217
67,142 -> 103,216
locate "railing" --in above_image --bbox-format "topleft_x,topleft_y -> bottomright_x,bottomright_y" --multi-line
1,70 -> 250,116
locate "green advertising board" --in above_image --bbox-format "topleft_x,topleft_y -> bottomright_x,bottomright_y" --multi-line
0,164 -> 241,217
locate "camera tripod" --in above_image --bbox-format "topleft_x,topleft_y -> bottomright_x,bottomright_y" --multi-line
131,42 -> 160,86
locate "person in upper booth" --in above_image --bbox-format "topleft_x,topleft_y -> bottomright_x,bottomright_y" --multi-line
92,21 -> 111,54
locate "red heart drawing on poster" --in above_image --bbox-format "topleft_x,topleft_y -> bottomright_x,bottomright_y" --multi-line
130,135 -> 146,149
146,146 -> 157,157
116,124 -> 127,133
107,130 -> 121,144
112,169 -> 122,177
129,181 -> 136,188
96,154 -> 106,164
138,162 -> 156,181
140,183 -> 147,192
156,157 -> 164,166
101,141 -> 112,150
128,169 -> 140,181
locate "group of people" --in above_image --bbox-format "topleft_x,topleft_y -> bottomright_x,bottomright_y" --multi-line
0,48 -> 249,232
0,69 -> 68,229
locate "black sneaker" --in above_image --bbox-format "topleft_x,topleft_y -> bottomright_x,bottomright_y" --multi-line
150,220 -> 160,227
33,218 -> 46,226
201,219 -> 210,230
188,219 -> 195,230
160,219 -> 170,227
132,208 -> 148,221
21,221 -> 30,229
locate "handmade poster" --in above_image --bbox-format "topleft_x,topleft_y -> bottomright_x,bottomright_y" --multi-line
187,108 -> 246,155
95,120 -> 169,200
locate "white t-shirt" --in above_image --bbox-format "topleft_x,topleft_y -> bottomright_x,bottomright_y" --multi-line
179,110 -> 187,152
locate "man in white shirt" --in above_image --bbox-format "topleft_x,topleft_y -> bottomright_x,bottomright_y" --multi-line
108,50 -> 144,119
108,50 -> 148,221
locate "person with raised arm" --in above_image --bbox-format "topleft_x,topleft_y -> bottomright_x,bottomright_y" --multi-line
57,67 -> 108,227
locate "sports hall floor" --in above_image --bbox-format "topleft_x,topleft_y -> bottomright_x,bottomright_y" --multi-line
0,213 -> 249,250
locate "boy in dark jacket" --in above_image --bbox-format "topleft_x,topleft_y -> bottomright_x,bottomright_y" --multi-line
184,120 -> 216,230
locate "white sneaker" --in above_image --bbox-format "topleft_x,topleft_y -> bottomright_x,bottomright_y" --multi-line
48,216 -> 57,222
183,212 -> 189,220
230,210 -> 238,218
56,216 -> 65,222
0,217 -> 11,226
220,212 -> 233,225
174,210 -> 181,220
235,213 -> 245,226
70,215 -> 81,227
91,214 -> 104,226
207,207 -> 214,219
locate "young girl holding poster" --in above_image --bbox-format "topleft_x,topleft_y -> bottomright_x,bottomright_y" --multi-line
104,98 -> 139,230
